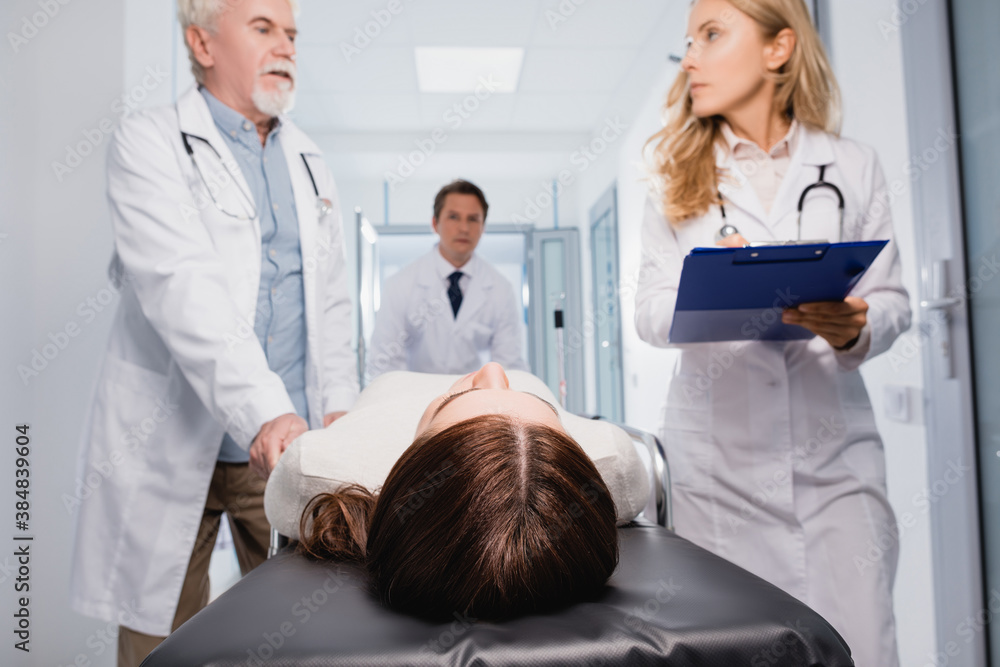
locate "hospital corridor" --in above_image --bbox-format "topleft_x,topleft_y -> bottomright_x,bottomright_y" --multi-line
1,0 -> 998,665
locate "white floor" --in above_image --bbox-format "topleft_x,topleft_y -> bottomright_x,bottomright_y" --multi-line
207,517 -> 243,602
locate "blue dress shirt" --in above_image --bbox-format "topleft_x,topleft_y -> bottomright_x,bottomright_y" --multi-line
200,88 -> 310,463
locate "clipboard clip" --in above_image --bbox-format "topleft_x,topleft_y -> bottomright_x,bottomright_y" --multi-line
747,239 -> 830,247
732,244 -> 831,264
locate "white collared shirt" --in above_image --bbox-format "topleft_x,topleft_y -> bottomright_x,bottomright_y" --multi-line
720,120 -> 800,214
432,246 -> 476,294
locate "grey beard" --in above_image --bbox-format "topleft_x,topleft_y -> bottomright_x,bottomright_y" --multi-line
252,85 -> 295,117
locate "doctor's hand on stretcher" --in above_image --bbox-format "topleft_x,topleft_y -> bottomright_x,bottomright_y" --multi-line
250,413 -> 309,479
249,411 -> 349,479
782,297 -> 868,350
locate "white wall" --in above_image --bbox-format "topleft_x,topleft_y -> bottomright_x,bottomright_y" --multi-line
1,1 -> 134,665
570,1 -> 938,664
828,3 -> 936,666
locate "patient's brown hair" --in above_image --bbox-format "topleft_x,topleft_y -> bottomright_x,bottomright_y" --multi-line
297,414 -> 619,620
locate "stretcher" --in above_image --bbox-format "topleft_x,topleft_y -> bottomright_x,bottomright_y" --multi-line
143,421 -> 852,666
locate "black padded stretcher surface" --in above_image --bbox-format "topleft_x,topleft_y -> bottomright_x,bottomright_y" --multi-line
144,523 -> 853,666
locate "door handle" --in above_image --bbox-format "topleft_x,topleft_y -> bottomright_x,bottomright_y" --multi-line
920,297 -> 962,310
921,260 -> 961,379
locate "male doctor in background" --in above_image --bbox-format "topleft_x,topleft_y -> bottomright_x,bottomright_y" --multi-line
68,1 -> 358,665
367,179 -> 528,380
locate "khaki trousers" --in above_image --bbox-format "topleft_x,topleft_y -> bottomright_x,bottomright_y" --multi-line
117,461 -> 270,667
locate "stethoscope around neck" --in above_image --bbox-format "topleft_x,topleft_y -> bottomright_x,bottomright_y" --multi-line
717,164 -> 846,243
180,130 -> 333,220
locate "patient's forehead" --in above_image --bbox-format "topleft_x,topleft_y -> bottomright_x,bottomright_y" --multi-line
422,389 -> 564,435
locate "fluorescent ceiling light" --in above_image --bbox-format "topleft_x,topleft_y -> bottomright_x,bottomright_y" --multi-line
415,47 -> 523,93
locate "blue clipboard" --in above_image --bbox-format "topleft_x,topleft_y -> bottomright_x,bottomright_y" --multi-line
668,240 -> 888,343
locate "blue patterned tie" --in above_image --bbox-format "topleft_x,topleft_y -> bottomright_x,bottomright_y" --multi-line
447,271 -> 463,318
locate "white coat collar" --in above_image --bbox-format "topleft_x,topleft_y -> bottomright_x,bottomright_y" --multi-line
176,86 -> 256,212
716,122 -> 837,227
176,85 -> 322,158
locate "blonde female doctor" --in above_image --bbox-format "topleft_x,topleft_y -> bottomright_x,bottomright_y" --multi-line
635,1 -> 910,665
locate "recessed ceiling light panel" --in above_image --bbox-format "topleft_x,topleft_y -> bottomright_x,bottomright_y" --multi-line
415,47 -> 523,93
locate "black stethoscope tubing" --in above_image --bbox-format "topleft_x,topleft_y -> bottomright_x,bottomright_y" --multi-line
718,165 -> 846,242
181,130 -> 330,219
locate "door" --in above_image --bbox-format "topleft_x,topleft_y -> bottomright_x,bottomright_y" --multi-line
590,185 -> 625,422
951,0 -> 1000,663
529,229 -> 585,413
360,222 -> 530,382
901,2 -> 987,664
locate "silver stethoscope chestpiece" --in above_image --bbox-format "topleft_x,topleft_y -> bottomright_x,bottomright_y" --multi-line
317,197 -> 333,217
716,223 -> 740,243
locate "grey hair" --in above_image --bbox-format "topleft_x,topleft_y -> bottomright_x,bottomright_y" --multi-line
177,0 -> 300,85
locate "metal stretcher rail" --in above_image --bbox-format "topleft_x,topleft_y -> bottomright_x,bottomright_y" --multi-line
594,417 -> 673,531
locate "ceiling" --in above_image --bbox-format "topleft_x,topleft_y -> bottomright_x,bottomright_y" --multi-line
288,0 -> 684,183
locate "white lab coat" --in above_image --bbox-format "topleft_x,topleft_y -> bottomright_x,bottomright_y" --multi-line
635,126 -> 910,667
367,248 -> 528,378
69,86 -> 358,636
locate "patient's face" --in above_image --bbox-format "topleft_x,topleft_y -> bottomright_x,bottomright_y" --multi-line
415,363 -> 564,436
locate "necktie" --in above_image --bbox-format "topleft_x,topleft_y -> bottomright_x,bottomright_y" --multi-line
447,271 -> 463,318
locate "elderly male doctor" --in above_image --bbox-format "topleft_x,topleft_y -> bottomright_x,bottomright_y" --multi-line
367,179 -> 528,379
68,1 -> 358,664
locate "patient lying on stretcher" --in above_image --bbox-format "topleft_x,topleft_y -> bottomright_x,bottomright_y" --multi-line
264,362 -> 649,620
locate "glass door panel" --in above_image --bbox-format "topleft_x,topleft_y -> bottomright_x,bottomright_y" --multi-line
951,0 -> 1000,662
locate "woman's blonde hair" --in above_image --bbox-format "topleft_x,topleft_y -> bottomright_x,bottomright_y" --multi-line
645,0 -> 841,224
177,0 -> 301,85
